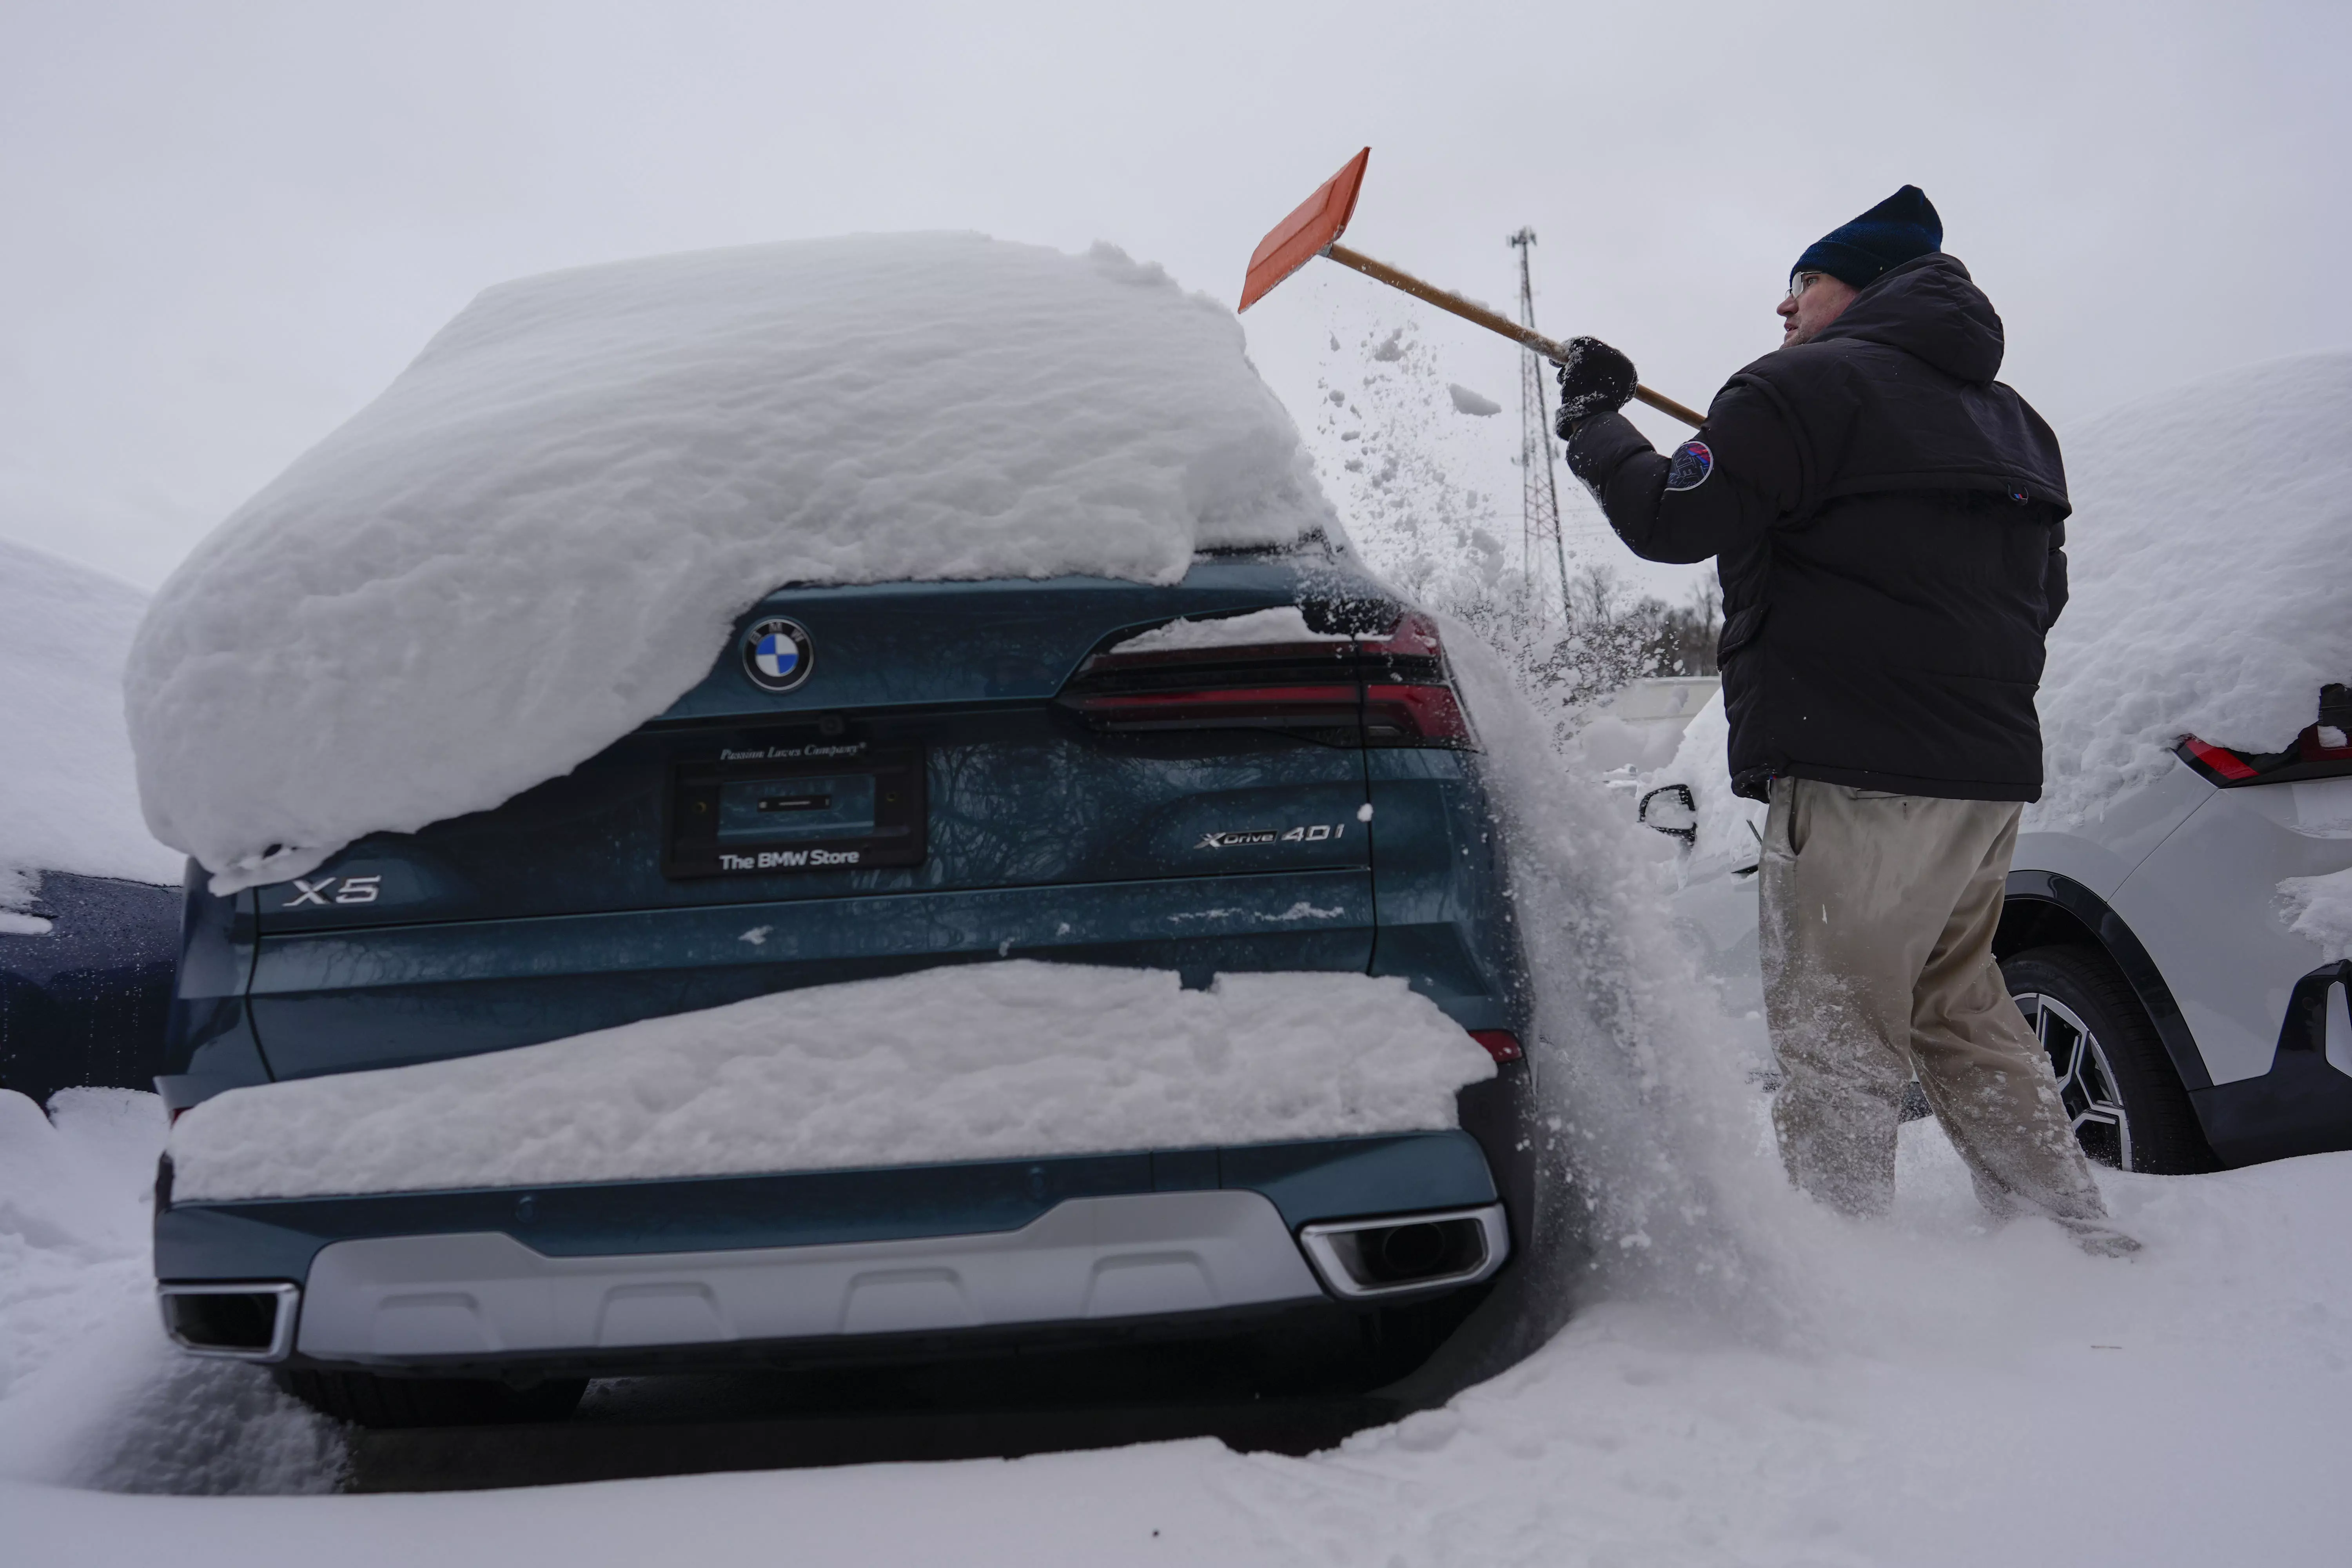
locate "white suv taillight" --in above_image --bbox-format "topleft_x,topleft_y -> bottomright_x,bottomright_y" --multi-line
2177,683 -> 2352,786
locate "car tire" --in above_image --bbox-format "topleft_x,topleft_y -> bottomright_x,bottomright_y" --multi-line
2000,944 -> 2218,1174
273,1367 -> 588,1428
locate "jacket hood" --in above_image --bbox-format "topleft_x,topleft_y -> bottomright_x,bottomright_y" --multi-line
1814,252 -> 2004,384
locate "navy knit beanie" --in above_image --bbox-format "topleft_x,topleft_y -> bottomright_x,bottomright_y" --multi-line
1792,186 -> 1943,289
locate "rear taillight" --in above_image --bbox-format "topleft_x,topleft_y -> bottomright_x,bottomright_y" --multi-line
1355,613 -> 1473,747
2178,735 -> 2260,782
1058,682 -> 1361,736
1358,614 -> 1445,662
1364,683 -> 1474,746
1468,1029 -> 1524,1063
2178,726 -> 2352,788
1055,608 -> 1474,749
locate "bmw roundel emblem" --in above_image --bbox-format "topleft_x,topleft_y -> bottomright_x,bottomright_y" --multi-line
742,617 -> 814,693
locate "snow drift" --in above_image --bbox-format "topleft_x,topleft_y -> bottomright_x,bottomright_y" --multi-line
0,1089 -> 344,1494
0,1089 -> 161,1401
16,1065 -> 2352,1557
167,964 -> 1496,1202
2280,867 -> 2352,961
127,234 -> 1341,893
0,537 -> 182,921
2033,350 -> 2352,827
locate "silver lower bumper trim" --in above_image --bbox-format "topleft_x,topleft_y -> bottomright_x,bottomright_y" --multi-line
295,1190 -> 1325,1362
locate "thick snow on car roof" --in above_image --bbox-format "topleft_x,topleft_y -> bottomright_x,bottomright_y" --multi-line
2033,350 -> 2352,828
0,537 -> 181,922
126,234 -> 1342,892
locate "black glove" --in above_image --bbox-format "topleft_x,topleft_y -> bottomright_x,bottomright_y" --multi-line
1553,337 -> 1638,436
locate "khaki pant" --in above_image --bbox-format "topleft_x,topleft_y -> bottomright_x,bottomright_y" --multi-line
1759,778 -> 2107,1222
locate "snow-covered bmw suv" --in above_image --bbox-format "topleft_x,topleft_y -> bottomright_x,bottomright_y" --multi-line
152,566 -> 1535,1426
135,237 -> 1537,1428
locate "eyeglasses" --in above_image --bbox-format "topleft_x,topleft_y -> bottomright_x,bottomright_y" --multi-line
1786,271 -> 1828,303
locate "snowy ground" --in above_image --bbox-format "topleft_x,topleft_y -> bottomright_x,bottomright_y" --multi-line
5,1076 -> 2348,1565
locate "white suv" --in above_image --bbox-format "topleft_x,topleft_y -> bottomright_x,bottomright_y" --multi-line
1997,702 -> 2352,1171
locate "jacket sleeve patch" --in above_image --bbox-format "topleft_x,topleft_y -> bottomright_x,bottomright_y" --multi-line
1666,439 -> 1714,492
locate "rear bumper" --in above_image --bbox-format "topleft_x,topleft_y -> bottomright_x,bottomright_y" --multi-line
156,1127 -> 1519,1372
2191,960 -> 2352,1166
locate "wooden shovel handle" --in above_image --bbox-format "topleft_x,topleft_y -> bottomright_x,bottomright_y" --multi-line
1325,243 -> 1707,428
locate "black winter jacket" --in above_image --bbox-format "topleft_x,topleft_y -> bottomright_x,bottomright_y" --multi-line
1567,252 -> 2069,802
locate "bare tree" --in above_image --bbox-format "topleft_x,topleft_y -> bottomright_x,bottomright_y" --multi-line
1532,575 -> 1722,710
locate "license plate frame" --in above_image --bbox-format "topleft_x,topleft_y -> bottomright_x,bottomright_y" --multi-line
663,739 -> 926,878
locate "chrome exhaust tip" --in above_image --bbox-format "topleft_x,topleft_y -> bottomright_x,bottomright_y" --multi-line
157,1282 -> 299,1361
1297,1204 -> 1508,1299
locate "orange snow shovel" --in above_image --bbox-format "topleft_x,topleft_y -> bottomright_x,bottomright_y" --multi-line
1239,148 -> 1706,429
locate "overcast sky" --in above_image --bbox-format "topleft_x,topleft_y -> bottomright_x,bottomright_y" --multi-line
3,0 -> 2343,598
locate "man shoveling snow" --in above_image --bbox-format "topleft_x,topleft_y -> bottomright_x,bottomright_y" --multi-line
1555,187 -> 2136,1256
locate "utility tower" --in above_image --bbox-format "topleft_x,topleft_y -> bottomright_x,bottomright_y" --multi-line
1508,228 -> 1572,624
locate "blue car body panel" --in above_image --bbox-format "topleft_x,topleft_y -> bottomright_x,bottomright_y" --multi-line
159,867 -> 270,1109
0,871 -> 180,1107
1364,748 -> 1519,1034
242,868 -> 1375,1082
155,552 -> 1534,1361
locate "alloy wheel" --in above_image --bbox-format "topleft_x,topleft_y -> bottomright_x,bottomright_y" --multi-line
2014,990 -> 2132,1169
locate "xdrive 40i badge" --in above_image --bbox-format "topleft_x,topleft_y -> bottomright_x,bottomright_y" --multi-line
1196,822 -> 1349,849
742,617 -> 814,693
